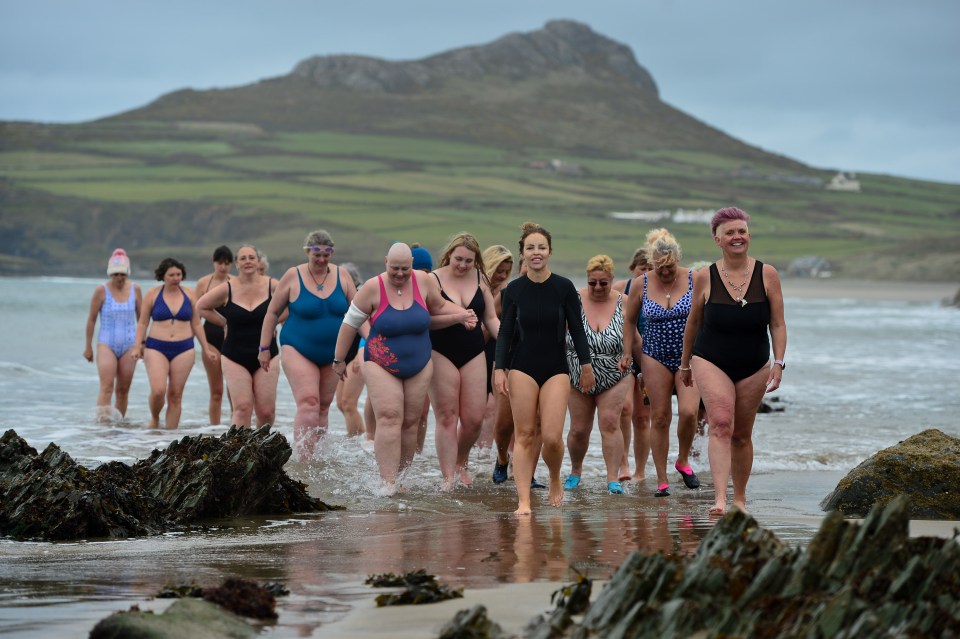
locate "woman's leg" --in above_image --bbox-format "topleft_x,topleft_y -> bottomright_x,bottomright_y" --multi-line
632,378 -> 651,480
641,355 -> 677,491
252,355 -> 281,427
596,375 -> 631,484
538,374 -> 572,508
429,352 -> 462,489
565,389 -> 595,481
400,360 -> 433,479
143,349 -> 171,428
730,366 -> 770,512
363,362 -> 405,489
508,370 -> 541,515
201,343 -> 224,425
95,344 -> 118,422
114,345 -> 138,418
618,376 -> 634,479
455,353 -> 489,485
691,357 -> 736,514
164,349 -> 195,429
674,369 -> 702,478
336,358 -> 365,436
280,346 -> 323,460
221,356 -> 255,427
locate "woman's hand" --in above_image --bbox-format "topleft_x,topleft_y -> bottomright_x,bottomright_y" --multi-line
493,368 -> 508,396
131,344 -> 144,361
258,349 -> 272,372
617,353 -> 633,373
83,347 -> 94,363
461,309 -> 478,330
333,359 -> 348,381
578,364 -> 596,394
766,362 -> 783,393
679,366 -> 693,388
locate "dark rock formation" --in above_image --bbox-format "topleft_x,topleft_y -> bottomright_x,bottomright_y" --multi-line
821,428 -> 960,518
292,20 -> 658,96
448,496 -> 959,638
0,426 -> 339,541
89,598 -> 257,639
438,605 -> 507,639
365,570 -> 464,606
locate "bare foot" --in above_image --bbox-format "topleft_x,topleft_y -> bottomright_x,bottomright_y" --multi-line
709,500 -> 726,516
618,467 -> 632,482
548,481 -> 564,507
458,467 -> 474,486
514,504 -> 532,516
732,499 -> 747,514
148,418 -> 160,428
440,477 -> 456,492
632,472 -> 645,481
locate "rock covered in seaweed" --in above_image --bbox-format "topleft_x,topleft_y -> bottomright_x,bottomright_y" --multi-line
0,426 -> 339,541
453,496 -> 959,638
821,428 -> 960,518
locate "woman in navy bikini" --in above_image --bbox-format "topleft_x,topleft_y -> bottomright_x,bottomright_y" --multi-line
680,207 -> 786,515
623,229 -> 702,499
134,257 -> 215,429
198,245 -> 284,429
258,230 -> 357,461
332,242 -> 478,494
83,248 -> 142,422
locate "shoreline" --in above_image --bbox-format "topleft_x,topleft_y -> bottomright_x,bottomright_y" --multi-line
780,277 -> 957,302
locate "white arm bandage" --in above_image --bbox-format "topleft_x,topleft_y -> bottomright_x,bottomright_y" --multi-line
343,302 -> 370,329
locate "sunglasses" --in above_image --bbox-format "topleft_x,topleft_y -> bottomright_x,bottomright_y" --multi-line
304,245 -> 335,255
587,280 -> 610,288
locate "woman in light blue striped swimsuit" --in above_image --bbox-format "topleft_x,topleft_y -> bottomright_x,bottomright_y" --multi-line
83,249 -> 142,422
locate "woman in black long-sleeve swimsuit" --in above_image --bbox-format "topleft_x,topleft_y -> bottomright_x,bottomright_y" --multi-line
494,222 -> 595,515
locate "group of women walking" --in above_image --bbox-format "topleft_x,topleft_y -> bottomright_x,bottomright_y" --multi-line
85,207 -> 786,516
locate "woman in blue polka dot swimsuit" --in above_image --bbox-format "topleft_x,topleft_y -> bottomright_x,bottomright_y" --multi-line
623,228 -> 703,499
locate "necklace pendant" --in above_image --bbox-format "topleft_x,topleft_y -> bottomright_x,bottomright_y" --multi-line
397,289 -> 403,296
739,297 -> 747,307
317,284 -> 324,291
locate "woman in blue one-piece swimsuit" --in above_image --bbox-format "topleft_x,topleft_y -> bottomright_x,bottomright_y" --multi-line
83,249 -> 142,422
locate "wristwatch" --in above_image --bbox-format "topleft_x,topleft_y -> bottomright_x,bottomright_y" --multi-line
774,359 -> 786,370
332,358 -> 344,365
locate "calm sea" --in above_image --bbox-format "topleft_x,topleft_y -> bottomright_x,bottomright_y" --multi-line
1,276 -> 958,637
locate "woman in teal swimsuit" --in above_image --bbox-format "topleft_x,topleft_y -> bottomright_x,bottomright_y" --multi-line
134,257 -> 215,429
259,230 -> 357,461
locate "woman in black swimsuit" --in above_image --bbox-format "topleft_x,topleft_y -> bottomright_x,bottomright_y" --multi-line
194,245 -> 233,425
198,245 -> 284,428
494,222 -> 594,515
428,232 -> 501,490
680,207 -> 787,515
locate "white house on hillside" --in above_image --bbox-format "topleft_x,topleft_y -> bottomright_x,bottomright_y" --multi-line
826,172 -> 861,192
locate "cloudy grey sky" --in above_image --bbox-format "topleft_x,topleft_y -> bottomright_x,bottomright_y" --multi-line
2,0 -> 957,183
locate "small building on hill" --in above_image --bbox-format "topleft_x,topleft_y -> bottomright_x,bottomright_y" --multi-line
826,172 -> 861,192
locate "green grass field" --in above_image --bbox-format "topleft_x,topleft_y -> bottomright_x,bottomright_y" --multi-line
1,125 -> 958,279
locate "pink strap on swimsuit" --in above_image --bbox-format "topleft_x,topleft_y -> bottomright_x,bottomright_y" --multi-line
371,274 -> 426,323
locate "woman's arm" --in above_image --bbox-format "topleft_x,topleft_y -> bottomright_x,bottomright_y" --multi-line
620,275 -> 643,371
196,281 -> 229,327
185,287 -> 215,361
421,271 -> 477,329
132,287 -> 156,360
479,282 -> 500,342
764,263 -> 787,392
679,269 -> 708,387
83,285 -> 106,362
563,282 -> 594,393
257,267 -> 296,371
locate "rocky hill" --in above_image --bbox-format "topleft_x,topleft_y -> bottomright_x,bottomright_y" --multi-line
112,20 -> 795,165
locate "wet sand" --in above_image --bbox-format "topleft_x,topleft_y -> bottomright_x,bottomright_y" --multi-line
4,469 -> 956,638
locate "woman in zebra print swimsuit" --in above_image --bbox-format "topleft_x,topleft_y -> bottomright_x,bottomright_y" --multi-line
564,255 -> 632,495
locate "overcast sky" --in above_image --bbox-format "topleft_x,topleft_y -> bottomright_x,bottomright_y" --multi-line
2,1 -> 957,184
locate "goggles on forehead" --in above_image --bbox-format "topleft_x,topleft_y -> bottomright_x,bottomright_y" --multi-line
304,245 -> 335,255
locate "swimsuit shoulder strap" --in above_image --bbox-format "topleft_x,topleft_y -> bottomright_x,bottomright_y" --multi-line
371,275 -> 389,323
412,272 -> 427,309
227,281 -> 233,303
